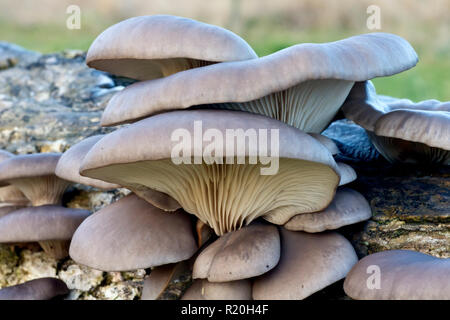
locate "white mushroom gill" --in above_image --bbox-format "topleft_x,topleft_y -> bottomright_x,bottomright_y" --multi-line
218,79 -> 354,133
83,158 -> 339,235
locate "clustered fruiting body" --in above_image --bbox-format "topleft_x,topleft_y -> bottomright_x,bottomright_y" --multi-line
0,14 -> 448,301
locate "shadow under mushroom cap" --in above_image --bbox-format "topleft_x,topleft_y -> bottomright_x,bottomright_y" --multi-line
86,15 -> 257,81
80,110 -> 340,235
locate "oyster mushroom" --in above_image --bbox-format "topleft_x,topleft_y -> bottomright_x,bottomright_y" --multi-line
309,133 -> 339,155
80,110 -> 340,235
344,250 -> 450,300
100,33 -> 417,129
342,81 -> 450,164
0,278 -> 69,300
87,15 -> 257,81
69,194 -> 197,271
182,279 -> 252,300
193,222 -> 280,282
284,187 -> 371,233
0,153 -> 71,206
0,205 -> 90,259
336,162 -> 357,186
253,229 -> 358,299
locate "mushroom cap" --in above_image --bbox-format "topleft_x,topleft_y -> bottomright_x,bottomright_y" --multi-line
342,81 -> 450,164
0,205 -> 26,219
284,188 -> 371,232
253,229 -> 358,300
181,278 -> 253,300
141,261 -> 190,300
344,250 -> 450,300
0,153 -> 61,182
0,205 -> 90,243
193,222 -> 280,282
86,15 -> 257,80
55,135 -> 120,190
80,110 -> 340,234
0,149 -> 15,187
100,32 -> 417,127
308,133 -> 339,155
336,162 -> 357,186
0,277 -> 69,300
69,194 -> 197,271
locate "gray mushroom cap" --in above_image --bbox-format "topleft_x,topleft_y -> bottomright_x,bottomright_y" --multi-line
100,32 -> 417,128
69,194 -> 197,271
182,279 -> 252,300
253,229 -> 358,299
0,277 -> 69,300
342,81 -> 450,164
336,162 -> 357,186
0,153 -> 71,205
86,15 -> 257,80
193,222 -> 280,282
284,188 -> 371,233
0,149 -> 14,187
0,205 -> 90,243
55,135 -> 120,190
344,250 -> 450,300
0,205 -> 26,219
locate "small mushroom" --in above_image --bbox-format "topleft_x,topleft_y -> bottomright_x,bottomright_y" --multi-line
0,153 -> 71,206
69,194 -> 197,271
0,278 -> 69,300
55,135 -> 120,190
141,261 -> 191,300
344,250 -> 450,300
336,162 -> 357,186
182,279 -> 252,300
0,205 -> 90,259
253,229 -> 358,299
80,110 -> 340,235
86,15 -> 257,81
100,33 -> 417,128
284,188 -> 372,232
193,222 -> 280,282
342,81 -> 450,164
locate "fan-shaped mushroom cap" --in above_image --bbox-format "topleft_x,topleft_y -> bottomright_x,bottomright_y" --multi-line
86,15 -> 257,81
253,229 -> 358,299
80,110 -> 339,235
0,153 -> 71,205
100,33 -> 417,129
141,261 -> 190,300
309,133 -> 339,155
336,162 -> 357,186
0,278 -> 69,300
0,205 -> 89,242
182,279 -> 252,300
344,250 -> 450,300
342,81 -> 450,164
69,194 -> 197,271
284,188 -> 371,232
55,136 -> 120,190
193,223 -> 280,282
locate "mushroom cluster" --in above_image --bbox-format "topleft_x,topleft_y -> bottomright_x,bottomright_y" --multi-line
2,14 -> 448,300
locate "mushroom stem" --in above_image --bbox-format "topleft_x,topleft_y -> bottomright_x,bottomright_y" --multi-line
38,240 -> 70,260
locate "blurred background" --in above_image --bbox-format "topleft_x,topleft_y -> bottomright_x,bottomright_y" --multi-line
0,0 -> 448,101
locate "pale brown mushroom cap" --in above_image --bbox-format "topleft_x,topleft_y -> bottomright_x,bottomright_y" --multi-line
80,110 -> 339,235
253,229 -> 358,299
0,153 -> 71,205
344,250 -> 450,300
193,223 -> 280,282
0,277 -> 69,300
182,279 -> 252,300
284,188 -> 371,233
86,15 -> 257,80
0,205 -> 90,243
55,135 -> 120,190
342,81 -> 450,164
69,194 -> 197,271
100,32 -> 417,127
